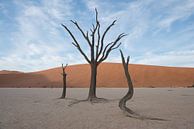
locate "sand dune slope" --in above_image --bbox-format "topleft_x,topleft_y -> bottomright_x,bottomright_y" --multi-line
0,63 -> 194,87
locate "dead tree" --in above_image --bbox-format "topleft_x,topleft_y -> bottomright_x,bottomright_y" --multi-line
119,50 -> 167,121
119,50 -> 136,114
61,63 -> 68,99
61,9 -> 126,101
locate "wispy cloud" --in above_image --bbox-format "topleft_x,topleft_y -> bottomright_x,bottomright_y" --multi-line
133,50 -> 194,67
0,0 -> 194,71
83,0 -> 194,66
157,0 -> 194,30
0,0 -> 78,71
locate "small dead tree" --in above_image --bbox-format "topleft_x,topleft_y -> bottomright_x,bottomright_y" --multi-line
61,63 -> 68,99
61,9 -> 126,101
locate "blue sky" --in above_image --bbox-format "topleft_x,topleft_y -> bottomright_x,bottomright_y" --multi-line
0,0 -> 194,72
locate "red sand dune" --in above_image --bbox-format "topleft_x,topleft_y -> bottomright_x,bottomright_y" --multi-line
0,70 -> 22,74
0,63 -> 194,88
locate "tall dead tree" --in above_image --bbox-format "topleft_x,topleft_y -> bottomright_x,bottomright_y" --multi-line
61,63 -> 68,99
61,9 -> 126,101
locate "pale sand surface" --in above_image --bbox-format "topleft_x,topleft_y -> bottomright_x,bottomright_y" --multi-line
0,88 -> 194,129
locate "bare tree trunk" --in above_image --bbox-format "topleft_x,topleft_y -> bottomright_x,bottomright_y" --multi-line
61,64 -> 67,99
118,51 -> 168,121
61,74 -> 67,98
119,50 -> 136,114
88,63 -> 97,100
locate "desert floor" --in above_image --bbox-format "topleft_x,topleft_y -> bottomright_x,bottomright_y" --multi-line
0,88 -> 194,129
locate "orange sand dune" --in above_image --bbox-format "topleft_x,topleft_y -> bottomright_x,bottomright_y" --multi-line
0,63 -> 194,88
0,70 -> 22,74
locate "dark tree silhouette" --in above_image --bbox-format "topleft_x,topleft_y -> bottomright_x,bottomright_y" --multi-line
119,50 -> 167,121
119,50 -> 136,115
61,63 -> 68,99
61,9 -> 126,101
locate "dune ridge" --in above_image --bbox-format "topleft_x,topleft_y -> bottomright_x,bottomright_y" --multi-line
0,63 -> 194,88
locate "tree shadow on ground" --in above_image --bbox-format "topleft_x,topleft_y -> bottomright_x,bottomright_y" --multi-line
59,97 -> 169,122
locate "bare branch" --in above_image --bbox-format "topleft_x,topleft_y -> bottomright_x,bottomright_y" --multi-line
61,24 -> 90,63
61,63 -> 64,75
111,42 -> 122,50
120,49 -> 125,64
72,42 -> 78,47
95,8 -> 98,22
61,24 -> 79,45
98,20 -> 117,56
92,24 -> 95,30
90,9 -> 100,61
62,63 -> 68,73
99,42 -> 114,61
71,42 -> 91,63
96,23 -> 101,59
98,33 -> 127,64
119,50 -> 129,69
97,24 -> 100,46
70,20 -> 91,46
127,56 -> 130,65
65,63 -> 68,67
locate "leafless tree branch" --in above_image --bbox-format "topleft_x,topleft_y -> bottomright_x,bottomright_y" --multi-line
61,24 -> 90,63
98,33 -> 127,64
70,20 -> 91,46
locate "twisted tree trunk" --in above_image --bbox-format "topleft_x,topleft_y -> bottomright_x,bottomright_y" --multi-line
119,50 -> 136,114
119,50 -> 167,121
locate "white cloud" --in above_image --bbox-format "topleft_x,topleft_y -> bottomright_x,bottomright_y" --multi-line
1,0 -> 194,71
84,0 -> 150,49
0,42 -> 84,72
0,0 -> 77,72
42,0 -> 73,21
84,0 -> 99,11
133,50 -> 194,67
84,0 -> 194,45
157,0 -> 194,30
